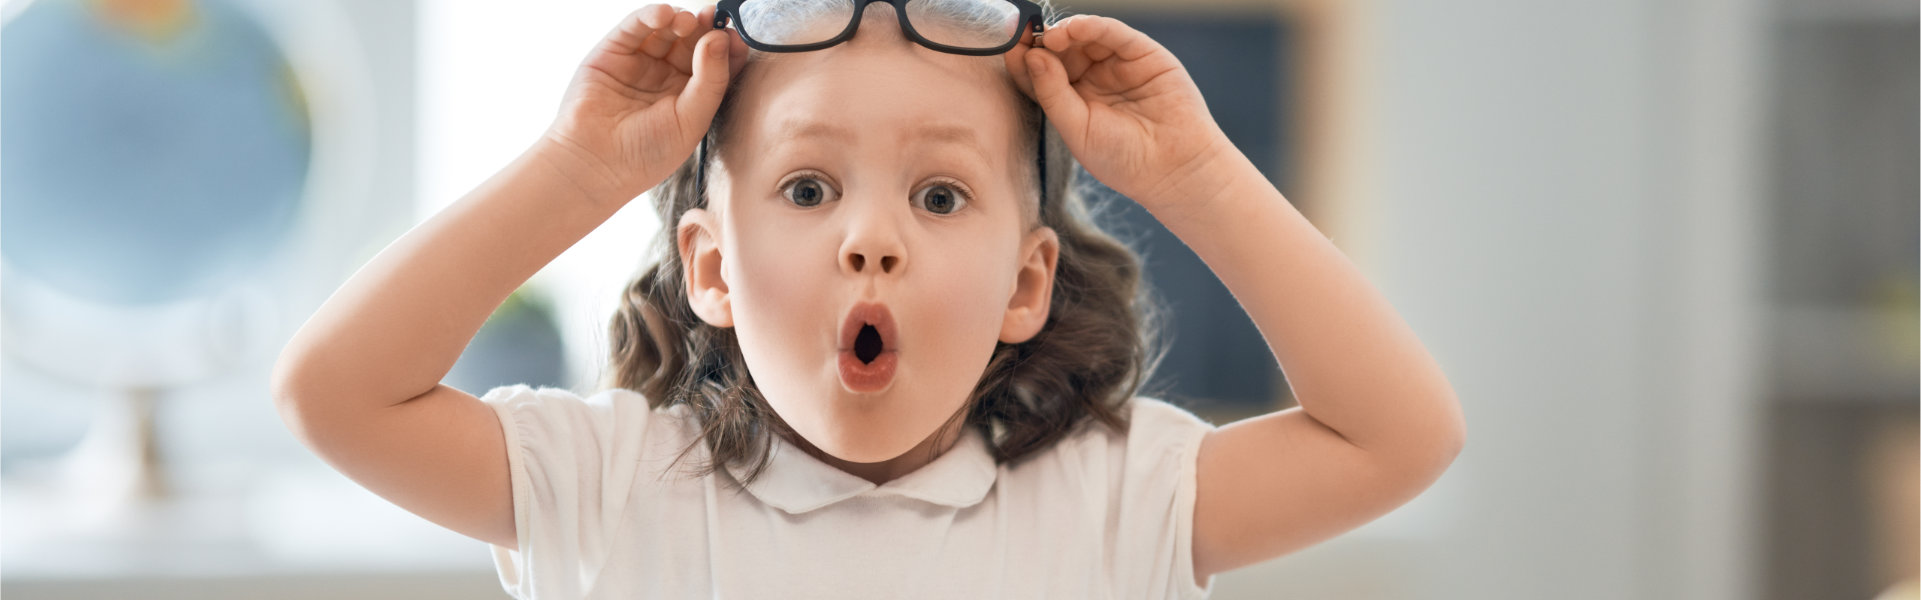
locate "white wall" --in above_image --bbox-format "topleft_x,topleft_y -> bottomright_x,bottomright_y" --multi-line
1216,0 -> 1771,597
1212,1 -> 1766,598
417,0 -> 715,393
1372,1 -> 1658,596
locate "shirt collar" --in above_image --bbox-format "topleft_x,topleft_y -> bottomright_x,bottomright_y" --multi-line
726,425 -> 998,514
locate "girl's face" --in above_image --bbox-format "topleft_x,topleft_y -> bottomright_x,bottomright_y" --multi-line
678,11 -> 1059,466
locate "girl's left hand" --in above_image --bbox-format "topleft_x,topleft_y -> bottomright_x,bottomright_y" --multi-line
1006,15 -> 1235,210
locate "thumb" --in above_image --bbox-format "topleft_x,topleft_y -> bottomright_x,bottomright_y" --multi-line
677,29 -> 732,131
1024,49 -> 1086,141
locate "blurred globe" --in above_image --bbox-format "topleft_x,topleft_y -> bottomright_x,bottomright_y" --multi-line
2,0 -> 310,306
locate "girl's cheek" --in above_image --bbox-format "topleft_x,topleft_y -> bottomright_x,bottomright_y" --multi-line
732,231 -> 829,311
917,252 -> 1015,348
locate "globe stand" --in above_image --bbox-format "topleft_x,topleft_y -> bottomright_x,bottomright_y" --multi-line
51,387 -> 174,530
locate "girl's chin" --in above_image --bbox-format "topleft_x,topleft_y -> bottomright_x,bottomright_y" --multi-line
789,414 -> 935,463
802,433 -> 923,464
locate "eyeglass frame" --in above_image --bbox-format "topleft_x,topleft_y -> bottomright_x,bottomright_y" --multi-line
712,0 -> 1049,56
695,0 -> 1053,216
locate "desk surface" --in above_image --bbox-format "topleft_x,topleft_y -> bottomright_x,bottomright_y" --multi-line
4,454 -> 498,581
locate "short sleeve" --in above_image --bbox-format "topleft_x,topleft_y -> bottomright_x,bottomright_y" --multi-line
1110,397 -> 1219,599
479,383 -> 658,599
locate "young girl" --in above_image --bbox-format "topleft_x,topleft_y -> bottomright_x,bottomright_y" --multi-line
272,1 -> 1465,598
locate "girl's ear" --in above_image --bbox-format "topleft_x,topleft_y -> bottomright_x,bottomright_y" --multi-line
677,207 -> 733,328
1000,227 -> 1060,343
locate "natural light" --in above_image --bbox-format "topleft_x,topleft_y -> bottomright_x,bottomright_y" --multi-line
417,0 -> 712,390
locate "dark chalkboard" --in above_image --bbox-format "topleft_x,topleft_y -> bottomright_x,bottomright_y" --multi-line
1058,9 -> 1294,414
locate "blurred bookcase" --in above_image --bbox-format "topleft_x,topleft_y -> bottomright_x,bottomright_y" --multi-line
1757,1 -> 1919,598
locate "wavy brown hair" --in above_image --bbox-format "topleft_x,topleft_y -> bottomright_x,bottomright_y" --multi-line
601,4 -> 1168,484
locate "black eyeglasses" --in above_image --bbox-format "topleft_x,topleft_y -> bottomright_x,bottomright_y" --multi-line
713,0 -> 1048,55
695,0 -> 1052,215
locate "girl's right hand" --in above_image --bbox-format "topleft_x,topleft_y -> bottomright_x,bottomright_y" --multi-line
543,4 -> 748,204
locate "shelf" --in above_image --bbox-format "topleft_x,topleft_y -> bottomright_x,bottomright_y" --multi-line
2,459 -> 499,581
1776,0 -> 1918,23
1768,304 -> 1919,406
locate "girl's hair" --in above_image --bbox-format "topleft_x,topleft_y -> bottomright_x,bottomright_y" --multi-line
601,5 -> 1168,484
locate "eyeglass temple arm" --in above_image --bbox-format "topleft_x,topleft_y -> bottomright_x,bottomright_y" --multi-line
1037,115 -> 1047,213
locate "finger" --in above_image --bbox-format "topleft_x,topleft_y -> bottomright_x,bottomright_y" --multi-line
1044,15 -> 1147,84
673,29 -> 748,82
1016,18 -> 1044,49
1002,39 -> 1038,99
697,4 -> 717,31
665,35 -> 699,78
1023,48 -> 1087,141
1047,15 -> 1157,62
599,4 -> 674,56
1056,43 -> 1094,82
1003,18 -> 1046,90
671,8 -> 699,38
729,28 -> 750,76
639,12 -> 684,59
665,10 -> 715,74
1082,40 -> 1116,63
1039,14 -> 1086,54
1037,16 -> 1092,80
677,29 -> 734,130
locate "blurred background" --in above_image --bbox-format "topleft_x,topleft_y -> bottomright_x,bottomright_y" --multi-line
1,0 -> 1914,597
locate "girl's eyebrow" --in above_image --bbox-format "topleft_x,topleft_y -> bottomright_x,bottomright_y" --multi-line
775,118 -> 989,159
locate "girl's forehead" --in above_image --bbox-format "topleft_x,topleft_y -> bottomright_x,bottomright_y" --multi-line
735,52 -> 1021,151
762,117 -> 994,158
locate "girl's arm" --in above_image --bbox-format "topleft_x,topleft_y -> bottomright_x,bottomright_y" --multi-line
270,4 -> 740,548
1012,16 -> 1465,583
1160,151 -> 1466,581
271,141 -> 623,548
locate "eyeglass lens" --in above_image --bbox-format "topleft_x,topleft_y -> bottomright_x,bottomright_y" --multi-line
737,0 -> 1021,50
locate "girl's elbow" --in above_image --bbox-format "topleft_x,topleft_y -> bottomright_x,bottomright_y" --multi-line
1430,402 -> 1467,474
1401,397 -> 1466,481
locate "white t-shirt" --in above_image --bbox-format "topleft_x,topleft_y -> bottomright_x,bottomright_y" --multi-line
479,383 -> 1219,599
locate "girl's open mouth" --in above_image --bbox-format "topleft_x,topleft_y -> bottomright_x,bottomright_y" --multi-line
838,301 -> 898,393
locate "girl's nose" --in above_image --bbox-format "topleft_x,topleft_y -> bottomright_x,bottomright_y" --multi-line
839,199 -> 907,276
845,250 -> 899,274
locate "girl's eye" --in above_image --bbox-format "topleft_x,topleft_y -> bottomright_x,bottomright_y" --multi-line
779,174 -> 837,208
914,180 -> 972,215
